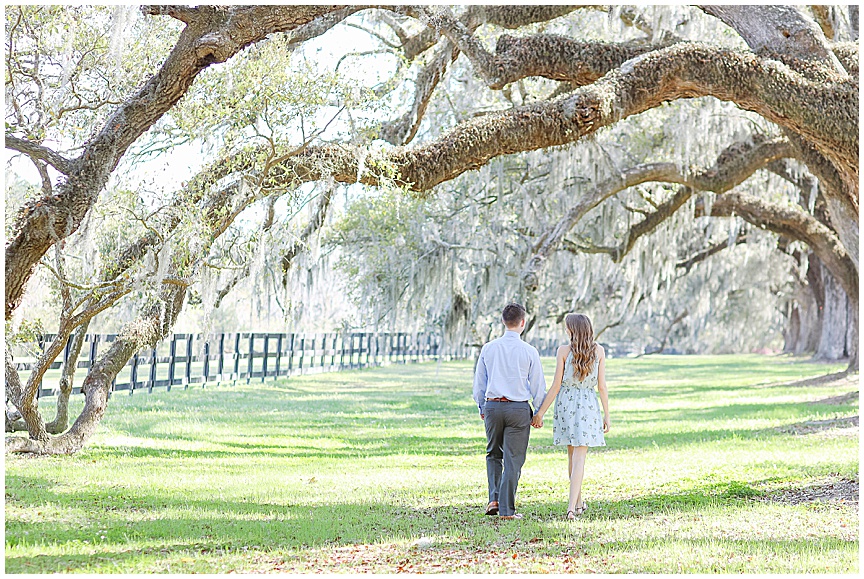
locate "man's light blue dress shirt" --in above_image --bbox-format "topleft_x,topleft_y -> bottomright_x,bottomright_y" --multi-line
473,330 -> 547,415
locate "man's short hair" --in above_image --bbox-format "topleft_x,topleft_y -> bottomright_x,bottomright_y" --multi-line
502,302 -> 527,327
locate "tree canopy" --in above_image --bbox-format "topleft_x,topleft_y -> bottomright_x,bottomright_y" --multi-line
5,5 -> 858,454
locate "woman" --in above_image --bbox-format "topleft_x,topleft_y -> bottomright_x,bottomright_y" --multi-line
532,313 -> 609,520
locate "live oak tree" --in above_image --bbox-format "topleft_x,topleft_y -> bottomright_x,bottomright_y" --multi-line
5,5 -> 858,454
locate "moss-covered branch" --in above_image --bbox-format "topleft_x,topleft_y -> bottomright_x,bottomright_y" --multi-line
521,135 -> 794,289
5,5 -> 352,321
707,191 -> 857,307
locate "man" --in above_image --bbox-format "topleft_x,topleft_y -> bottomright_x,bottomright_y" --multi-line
472,302 -> 547,520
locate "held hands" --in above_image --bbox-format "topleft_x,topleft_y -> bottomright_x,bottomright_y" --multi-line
531,413 -> 544,428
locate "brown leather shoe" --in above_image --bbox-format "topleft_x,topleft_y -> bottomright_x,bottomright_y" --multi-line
485,501 -> 499,515
499,513 -> 524,520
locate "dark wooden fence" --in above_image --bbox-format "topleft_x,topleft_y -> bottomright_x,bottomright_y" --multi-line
15,331 -> 481,399
14,331 -> 564,399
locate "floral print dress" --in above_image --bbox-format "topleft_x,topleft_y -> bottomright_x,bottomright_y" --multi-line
552,354 -> 605,447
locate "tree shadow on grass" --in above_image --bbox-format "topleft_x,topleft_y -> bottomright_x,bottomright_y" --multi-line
79,433 -> 484,461
7,469 -> 851,573
73,392 -> 857,461
755,371 -> 853,389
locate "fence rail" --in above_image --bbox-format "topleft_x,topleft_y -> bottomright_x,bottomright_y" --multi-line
13,331 -> 563,399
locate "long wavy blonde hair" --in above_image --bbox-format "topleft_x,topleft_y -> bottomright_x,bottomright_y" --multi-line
565,313 -> 597,381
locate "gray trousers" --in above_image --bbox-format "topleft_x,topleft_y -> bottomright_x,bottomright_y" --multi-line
484,400 -> 532,516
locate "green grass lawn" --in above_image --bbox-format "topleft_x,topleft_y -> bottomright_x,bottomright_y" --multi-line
4,354 -> 859,573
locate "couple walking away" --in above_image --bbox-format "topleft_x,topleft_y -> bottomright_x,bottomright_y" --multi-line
473,303 -> 610,520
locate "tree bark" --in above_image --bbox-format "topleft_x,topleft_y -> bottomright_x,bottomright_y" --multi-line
784,302 -> 802,353
46,323 -> 89,434
803,252 -> 826,353
781,130 -> 859,269
397,5 -> 590,61
6,284 -> 187,455
700,5 -> 846,73
709,192 -> 857,312
817,264 -> 850,361
845,292 -> 858,369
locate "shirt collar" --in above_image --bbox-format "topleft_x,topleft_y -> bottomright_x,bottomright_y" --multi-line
504,330 -> 521,338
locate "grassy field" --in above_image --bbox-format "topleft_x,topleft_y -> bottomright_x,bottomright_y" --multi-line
4,354 -> 859,573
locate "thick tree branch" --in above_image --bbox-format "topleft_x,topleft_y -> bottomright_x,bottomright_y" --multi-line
781,129 -> 858,268
676,233 -> 748,273
831,42 -> 858,75
279,187 -> 335,285
397,5 -> 590,61
5,135 -> 74,175
706,191 -> 857,307
700,5 -> 847,74
380,37 -> 457,145
141,5 -> 202,24
153,40 -> 855,226
5,5 -> 352,321
422,6 -> 675,91
520,136 -> 794,289
380,5 -> 596,144
384,32 -> 859,199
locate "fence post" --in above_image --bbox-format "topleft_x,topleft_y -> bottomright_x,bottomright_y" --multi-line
297,334 -> 305,374
262,334 -> 270,383
339,334 -> 345,369
148,346 -> 157,394
275,333 -> 283,378
203,338 -> 210,387
288,333 -> 295,376
310,334 -> 316,370
62,332 -> 72,366
232,333 -> 241,384
36,335 -> 46,398
167,335 -> 177,392
216,333 -> 224,385
88,334 -> 99,375
184,333 -> 193,389
246,333 -> 255,384
110,337 -> 117,396
320,333 -> 327,370
130,352 -> 138,395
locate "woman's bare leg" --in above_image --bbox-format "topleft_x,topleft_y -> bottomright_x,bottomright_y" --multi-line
568,445 -> 589,512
